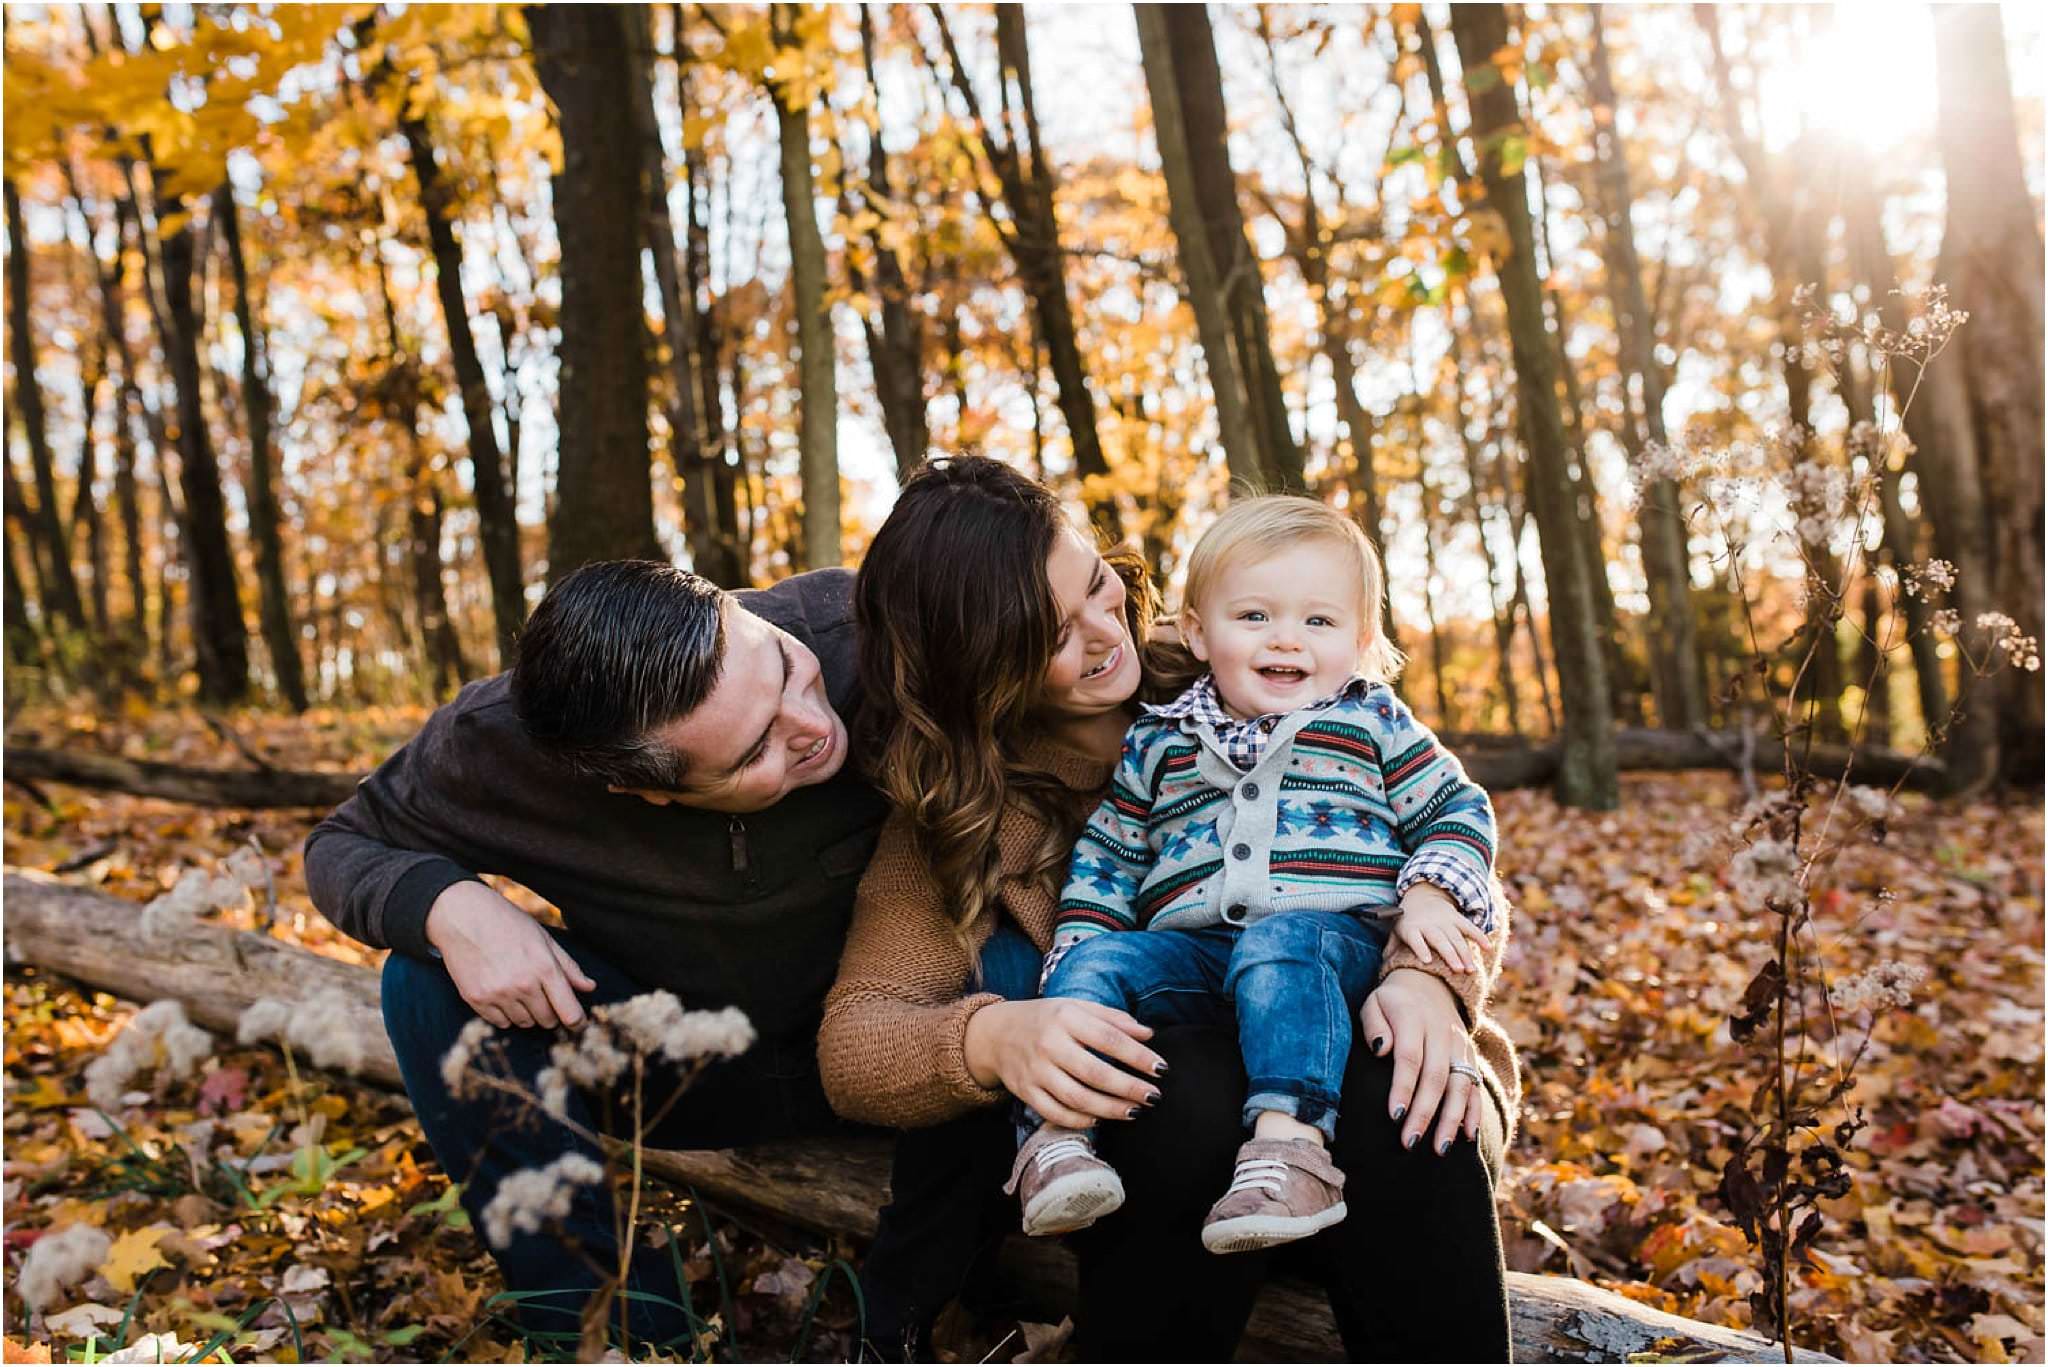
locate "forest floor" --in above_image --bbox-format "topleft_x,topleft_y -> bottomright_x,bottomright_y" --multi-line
1,704 -> 2041,1363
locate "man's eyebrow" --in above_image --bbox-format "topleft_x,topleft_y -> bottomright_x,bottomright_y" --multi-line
719,637 -> 791,778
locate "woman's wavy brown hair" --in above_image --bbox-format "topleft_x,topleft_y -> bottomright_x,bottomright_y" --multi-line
855,456 -> 1164,946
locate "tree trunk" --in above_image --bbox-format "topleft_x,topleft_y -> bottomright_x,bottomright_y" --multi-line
855,7 -> 930,484
1856,577 -> 1892,747
1933,4 -> 2045,785
927,6 -> 1116,540
678,74 -> 746,570
154,195 -> 250,703
1450,346 -> 1524,737
373,249 -> 467,696
1586,13 -> 1706,731
71,346 -> 111,637
1696,10 -> 1846,745
5,179 -> 88,632
1834,154 -> 1952,752
1500,455 -> 1560,734
1449,5 -> 1616,808
1136,4 -> 1303,493
1134,4 -> 1265,495
626,9 -> 743,588
4,523 -> 38,667
528,2 -> 664,580
1419,472 -> 1454,726
214,183 -> 307,711
766,2 -> 841,570
398,111 -> 526,660
86,184 -> 153,663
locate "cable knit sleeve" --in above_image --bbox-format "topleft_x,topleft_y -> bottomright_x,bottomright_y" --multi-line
817,813 -> 1008,1128
1366,687 -> 1499,929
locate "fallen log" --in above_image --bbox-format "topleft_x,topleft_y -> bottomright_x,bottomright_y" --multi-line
2,870 -> 1836,1362
3,746 -> 360,808
5,725 -> 1945,812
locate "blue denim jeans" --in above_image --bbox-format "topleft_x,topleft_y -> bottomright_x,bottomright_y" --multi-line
384,931 -> 872,1351
1040,911 -> 1387,1141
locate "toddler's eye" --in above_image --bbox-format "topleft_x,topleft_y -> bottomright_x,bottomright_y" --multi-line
1238,610 -> 1267,623
1308,615 -> 1335,628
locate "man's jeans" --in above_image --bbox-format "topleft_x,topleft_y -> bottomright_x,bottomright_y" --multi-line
384,929 -> 910,1351
1040,911 -> 1387,1140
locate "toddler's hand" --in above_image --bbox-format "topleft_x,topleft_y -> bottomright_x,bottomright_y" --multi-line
1391,885 -> 1488,976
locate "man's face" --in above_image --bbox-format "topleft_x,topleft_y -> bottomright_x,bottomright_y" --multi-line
617,600 -> 849,813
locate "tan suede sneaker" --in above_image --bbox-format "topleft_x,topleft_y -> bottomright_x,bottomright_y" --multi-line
1005,1124 -> 1127,1237
1200,1136 -> 1348,1254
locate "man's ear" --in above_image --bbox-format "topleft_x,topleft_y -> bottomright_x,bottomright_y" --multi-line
608,784 -> 681,807
1181,610 -> 1211,663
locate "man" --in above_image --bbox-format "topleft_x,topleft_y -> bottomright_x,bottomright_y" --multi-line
306,560 -> 1000,1358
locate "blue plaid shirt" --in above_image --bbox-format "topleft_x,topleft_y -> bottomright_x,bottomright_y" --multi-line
1144,673 -> 1369,772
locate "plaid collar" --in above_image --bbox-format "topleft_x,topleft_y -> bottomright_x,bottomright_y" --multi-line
1146,674 -> 1371,772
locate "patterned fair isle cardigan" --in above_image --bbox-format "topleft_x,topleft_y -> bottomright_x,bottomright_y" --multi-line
1053,679 -> 1498,950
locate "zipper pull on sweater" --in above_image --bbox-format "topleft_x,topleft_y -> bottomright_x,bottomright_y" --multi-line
728,816 -> 752,879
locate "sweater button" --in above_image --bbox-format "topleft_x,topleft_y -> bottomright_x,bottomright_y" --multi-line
1228,903 -> 1247,918
1232,843 -> 1251,861
1241,782 -> 1260,800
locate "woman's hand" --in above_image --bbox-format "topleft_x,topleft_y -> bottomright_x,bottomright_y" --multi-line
962,998 -> 1166,1130
1360,967 -> 1483,1155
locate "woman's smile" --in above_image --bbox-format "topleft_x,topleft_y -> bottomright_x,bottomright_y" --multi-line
1080,644 -> 1123,681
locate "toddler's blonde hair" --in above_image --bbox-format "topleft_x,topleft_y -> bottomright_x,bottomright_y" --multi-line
1180,495 -> 1406,682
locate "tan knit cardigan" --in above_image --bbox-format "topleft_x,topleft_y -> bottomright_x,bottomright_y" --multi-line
817,732 -> 1522,1141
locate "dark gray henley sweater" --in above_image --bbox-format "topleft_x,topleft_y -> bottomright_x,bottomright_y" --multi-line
302,569 -> 890,1044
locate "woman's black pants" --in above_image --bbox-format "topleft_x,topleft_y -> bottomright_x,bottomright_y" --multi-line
1074,1023 -> 1511,1362
865,1022 -> 1511,1362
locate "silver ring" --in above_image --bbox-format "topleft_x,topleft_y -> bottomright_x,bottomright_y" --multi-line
1447,1062 -> 1482,1083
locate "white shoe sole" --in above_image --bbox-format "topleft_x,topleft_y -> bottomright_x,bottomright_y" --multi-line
1201,1201 -> 1348,1254
1021,1168 -> 1127,1237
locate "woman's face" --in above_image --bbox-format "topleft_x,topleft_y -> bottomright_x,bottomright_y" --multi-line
1039,527 -> 1141,719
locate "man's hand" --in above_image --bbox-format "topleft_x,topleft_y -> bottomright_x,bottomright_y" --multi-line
425,882 -> 597,1030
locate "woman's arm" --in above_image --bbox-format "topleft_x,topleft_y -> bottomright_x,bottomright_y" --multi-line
818,815 -> 1164,1129
818,818 -> 1009,1127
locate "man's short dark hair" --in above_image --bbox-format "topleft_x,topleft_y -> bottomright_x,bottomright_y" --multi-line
512,560 -> 728,790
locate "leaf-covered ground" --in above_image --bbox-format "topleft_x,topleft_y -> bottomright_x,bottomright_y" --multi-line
3,706 -> 2041,1362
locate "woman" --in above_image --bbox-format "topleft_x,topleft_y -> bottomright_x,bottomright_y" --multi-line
821,457 -> 1520,1360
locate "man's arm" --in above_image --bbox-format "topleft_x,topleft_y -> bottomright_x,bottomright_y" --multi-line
302,694 -> 490,959
303,780 -> 478,962
302,683 -> 596,1029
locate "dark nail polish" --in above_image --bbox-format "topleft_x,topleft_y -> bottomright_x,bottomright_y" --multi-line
1392,1104 -> 1407,1122
1370,1036 -> 1386,1055
1153,1061 -> 1170,1078
1438,1138 -> 1451,1156
1127,1106 -> 1142,1120
1146,1090 -> 1162,1105
1405,1133 -> 1420,1150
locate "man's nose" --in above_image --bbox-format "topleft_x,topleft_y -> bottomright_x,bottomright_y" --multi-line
784,691 -> 832,746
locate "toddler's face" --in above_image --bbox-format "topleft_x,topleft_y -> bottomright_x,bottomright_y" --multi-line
1184,538 -> 1367,720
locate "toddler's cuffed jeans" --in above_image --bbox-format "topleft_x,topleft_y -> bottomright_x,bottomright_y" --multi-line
1039,910 -> 1387,1140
